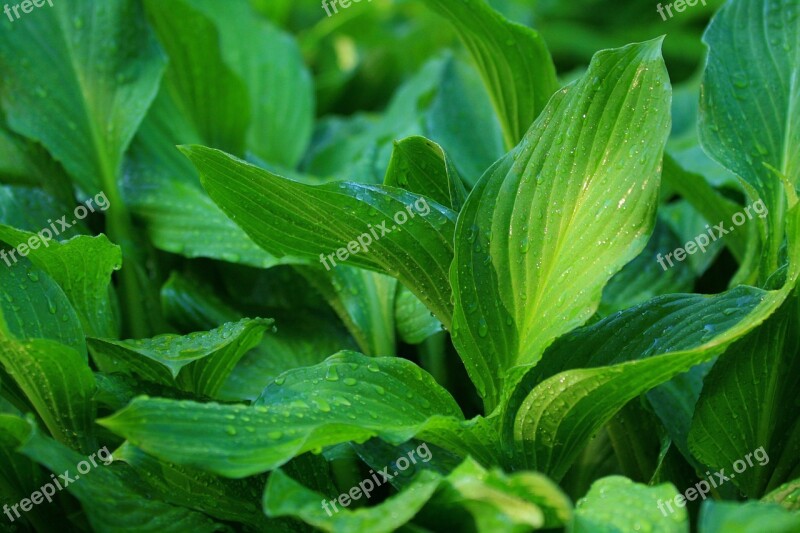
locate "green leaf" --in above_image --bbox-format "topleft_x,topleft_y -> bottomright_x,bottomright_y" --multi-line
509,201 -> 800,479
423,57 -> 505,186
451,40 -> 671,409
688,296 -> 800,497
698,500 -> 800,533
12,420 -> 223,532
0,256 -> 85,356
187,0 -> 315,168
0,0 -> 165,194
264,468 -> 441,533
384,136 -> 467,212
662,154 -> 746,263
143,0 -> 249,155
115,442 -> 271,528
762,479 -> 800,511
419,0 -> 558,147
599,218 -> 695,316
124,86 -> 283,268
699,0 -> 800,276
265,456 -> 572,533
185,145 -> 457,329
88,318 -> 273,398
395,285 -> 444,345
0,333 -> 96,452
99,352 -> 500,477
298,266 -> 397,356
0,227 -> 121,338
571,476 -> 688,532
508,284 -> 795,479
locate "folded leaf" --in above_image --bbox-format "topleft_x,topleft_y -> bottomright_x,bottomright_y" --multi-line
384,136 -> 467,211
88,318 -> 273,398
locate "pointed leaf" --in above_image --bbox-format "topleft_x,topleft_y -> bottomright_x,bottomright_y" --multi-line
451,40 -> 671,408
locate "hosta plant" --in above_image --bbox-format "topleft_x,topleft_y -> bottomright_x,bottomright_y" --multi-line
0,0 -> 798,531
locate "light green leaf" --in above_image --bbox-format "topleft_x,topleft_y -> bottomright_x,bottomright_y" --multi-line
0,0 -> 166,194
688,296 -> 800,497
699,0 -> 800,276
88,318 -> 273,398
420,0 -> 558,147
0,227 -> 121,338
571,476 -> 688,532
763,479 -> 800,511
186,145 -> 457,329
0,333 -> 96,452
698,500 -> 800,533
451,40 -> 671,409
99,352 -> 500,478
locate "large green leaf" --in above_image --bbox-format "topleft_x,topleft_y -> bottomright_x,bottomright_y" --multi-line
571,476 -> 687,532
699,0 -> 800,276
0,333 -> 96,452
88,318 -> 273,398
0,227 -> 121,338
0,0 -> 165,194
688,296 -> 800,497
451,40 -> 671,409
185,145 -> 457,328
419,0 -> 558,147
100,352 -> 500,477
